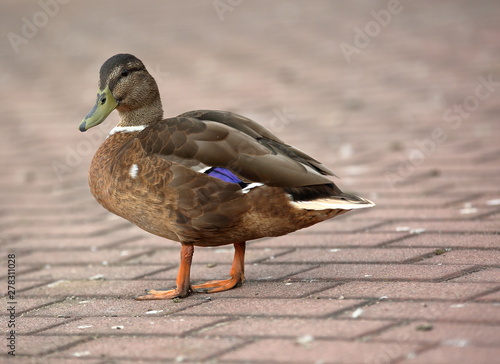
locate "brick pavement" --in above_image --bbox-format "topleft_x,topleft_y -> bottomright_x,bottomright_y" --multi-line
1,1 -> 499,363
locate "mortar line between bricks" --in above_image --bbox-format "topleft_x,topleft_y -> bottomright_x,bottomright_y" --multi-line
470,207 -> 500,221
380,338 -> 500,350
261,244 -> 500,251
375,230 -> 500,235
396,171 -> 440,188
388,245 -> 500,251
395,342 -> 443,364
261,261 -> 499,266
349,216 -> 500,223
265,264 -> 321,282
295,227 -> 500,235
281,277 -> 484,284
294,221 -> 391,235
37,336 -> 96,357
251,247 -> 298,264
467,285 -> 500,301
355,319 -> 410,342
322,299 -> 376,319
301,282 -> 346,299
315,297 -> 484,304
213,334 -> 399,344
196,333 -> 432,345
472,150 -> 500,163
0,264 -> 44,281
132,265 -> 179,280
437,265 -> 491,282
423,183 -> 457,196
25,317 -> 83,335
99,234 -> 149,249
3,230 -> 116,240
201,337 -> 314,364
374,233 -> 418,247
14,281 -> 57,295
16,298 -> 67,316
441,192 -> 484,207
199,338 -> 257,362
400,251 -> 446,264
181,316 -> 238,338
112,248 -> 161,264
352,220 -> 392,233
215,360 -> 325,364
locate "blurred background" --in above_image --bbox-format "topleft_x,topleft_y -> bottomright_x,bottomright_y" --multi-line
1,0 -> 499,238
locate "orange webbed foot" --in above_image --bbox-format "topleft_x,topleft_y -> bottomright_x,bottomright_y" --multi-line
192,274 -> 245,293
135,288 -> 189,300
192,242 -> 246,294
134,242 -> 246,300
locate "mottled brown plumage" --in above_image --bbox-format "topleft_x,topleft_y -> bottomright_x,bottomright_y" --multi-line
79,53 -> 374,300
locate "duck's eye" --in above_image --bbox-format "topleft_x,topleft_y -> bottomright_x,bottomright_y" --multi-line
121,70 -> 129,77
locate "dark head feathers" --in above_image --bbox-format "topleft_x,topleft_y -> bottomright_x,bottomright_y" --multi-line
99,53 -> 145,89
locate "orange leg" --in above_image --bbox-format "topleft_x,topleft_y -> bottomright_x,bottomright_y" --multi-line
192,242 -> 246,293
135,244 -> 194,300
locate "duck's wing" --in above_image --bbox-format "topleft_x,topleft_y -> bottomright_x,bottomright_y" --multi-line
137,110 -> 336,187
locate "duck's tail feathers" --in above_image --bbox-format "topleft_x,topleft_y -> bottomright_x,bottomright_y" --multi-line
290,193 -> 375,211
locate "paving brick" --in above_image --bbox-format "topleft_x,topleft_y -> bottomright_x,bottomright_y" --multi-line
416,249 -> 500,266
270,247 -> 434,264
340,301 -> 500,324
375,321 -> 500,347
19,249 -> 150,267
353,207 -> 475,220
201,317 -> 391,340
289,263 -> 473,281
172,298 -> 364,318
2,219 -> 130,240
474,288 -> 500,302
22,297 -> 203,318
2,235 -> 143,251
316,282 -> 498,301
371,195 -> 478,209
19,279 -> 188,299
450,268 -> 500,283
11,358 -> 104,364
249,231 -> 410,248
143,260 -> 319,284
374,221 -> 500,233
49,336 -> 243,362
117,234 -> 183,249
193,281 -> 337,299
10,317 -> 73,335
121,246 -> 291,265
397,346 -> 500,364
290,218 -> 386,234
7,335 -> 87,357
18,264 -> 174,282
42,315 -> 225,336
2,298 -> 65,316
390,233 -> 500,249
219,338 -> 420,364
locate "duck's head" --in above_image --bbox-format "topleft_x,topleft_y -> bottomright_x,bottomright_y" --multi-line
79,54 -> 163,132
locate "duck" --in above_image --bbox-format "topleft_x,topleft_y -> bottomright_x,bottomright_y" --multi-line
79,53 -> 374,300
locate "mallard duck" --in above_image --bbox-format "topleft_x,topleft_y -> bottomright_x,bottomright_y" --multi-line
79,53 -> 374,300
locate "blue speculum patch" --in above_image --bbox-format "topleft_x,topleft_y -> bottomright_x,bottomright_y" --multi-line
205,167 -> 243,184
